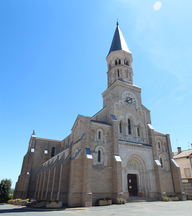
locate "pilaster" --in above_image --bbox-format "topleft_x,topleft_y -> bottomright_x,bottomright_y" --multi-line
68,117 -> 93,207
148,125 -> 163,199
50,166 -> 56,199
111,114 -> 123,203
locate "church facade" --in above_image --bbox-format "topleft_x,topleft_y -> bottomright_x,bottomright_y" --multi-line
14,23 -> 184,206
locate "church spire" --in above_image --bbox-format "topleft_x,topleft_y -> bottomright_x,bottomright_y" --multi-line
108,22 -> 131,56
106,23 -> 133,87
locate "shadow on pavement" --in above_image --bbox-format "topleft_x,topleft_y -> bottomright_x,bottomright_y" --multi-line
0,204 -> 70,213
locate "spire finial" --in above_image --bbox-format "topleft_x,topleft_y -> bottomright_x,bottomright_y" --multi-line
116,19 -> 119,26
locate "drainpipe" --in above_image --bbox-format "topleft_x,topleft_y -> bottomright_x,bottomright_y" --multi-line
166,135 -> 175,194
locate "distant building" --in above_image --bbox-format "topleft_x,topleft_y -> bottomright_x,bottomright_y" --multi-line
14,23 -> 185,206
173,147 -> 192,199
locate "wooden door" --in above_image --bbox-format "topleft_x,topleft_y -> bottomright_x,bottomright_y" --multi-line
128,174 -> 138,196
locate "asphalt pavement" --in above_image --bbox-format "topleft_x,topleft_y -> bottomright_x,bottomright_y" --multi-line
0,201 -> 192,216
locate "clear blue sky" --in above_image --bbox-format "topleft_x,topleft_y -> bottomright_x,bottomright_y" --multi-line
1,0 -> 192,188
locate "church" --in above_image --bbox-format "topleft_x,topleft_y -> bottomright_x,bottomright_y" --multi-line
14,23 -> 184,207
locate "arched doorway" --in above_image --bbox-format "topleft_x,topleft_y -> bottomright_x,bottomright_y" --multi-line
127,174 -> 138,196
123,154 -> 150,197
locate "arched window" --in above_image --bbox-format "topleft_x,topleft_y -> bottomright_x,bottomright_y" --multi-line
126,70 -> 128,78
124,59 -> 128,65
98,150 -> 101,162
94,146 -> 107,166
115,60 -> 117,65
51,147 -> 55,157
158,141 -> 161,150
98,131 -> 101,140
117,69 -> 119,77
119,121 -> 122,134
160,158 -> 163,168
137,126 -> 140,137
128,119 -> 131,135
119,59 -> 121,64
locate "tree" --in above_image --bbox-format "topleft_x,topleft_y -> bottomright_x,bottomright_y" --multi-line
0,179 -> 12,203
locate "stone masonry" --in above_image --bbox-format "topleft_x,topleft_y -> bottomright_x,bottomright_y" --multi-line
14,23 -> 185,206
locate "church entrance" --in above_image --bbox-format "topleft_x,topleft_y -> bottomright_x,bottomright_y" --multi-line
127,174 -> 138,196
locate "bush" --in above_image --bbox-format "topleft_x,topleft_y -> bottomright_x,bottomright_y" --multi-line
0,179 -> 12,203
162,196 -> 171,201
36,199 -> 46,203
117,198 -> 126,204
8,194 -> 13,200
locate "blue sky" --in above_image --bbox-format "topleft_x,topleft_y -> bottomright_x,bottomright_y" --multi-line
1,0 -> 192,188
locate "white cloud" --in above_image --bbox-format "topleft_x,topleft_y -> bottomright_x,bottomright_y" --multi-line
154,2 -> 162,11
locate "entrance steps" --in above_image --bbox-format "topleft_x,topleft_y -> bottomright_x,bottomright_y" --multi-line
127,196 -> 157,203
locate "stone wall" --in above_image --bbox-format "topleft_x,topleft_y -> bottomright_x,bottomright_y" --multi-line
171,160 -> 184,199
92,166 -> 113,203
161,171 -> 174,194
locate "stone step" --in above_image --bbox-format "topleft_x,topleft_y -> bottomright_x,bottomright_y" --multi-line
183,183 -> 192,187
183,188 -> 192,191
127,196 -> 157,202
183,186 -> 192,189
184,192 -> 192,195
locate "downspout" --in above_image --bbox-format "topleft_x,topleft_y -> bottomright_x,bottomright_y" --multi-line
166,135 -> 175,194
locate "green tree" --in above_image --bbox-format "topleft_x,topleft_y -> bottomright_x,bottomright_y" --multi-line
0,179 -> 12,203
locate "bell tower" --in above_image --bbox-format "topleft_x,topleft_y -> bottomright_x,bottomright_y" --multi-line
106,22 -> 133,87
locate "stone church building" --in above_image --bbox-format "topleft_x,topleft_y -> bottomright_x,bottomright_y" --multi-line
14,23 -> 184,206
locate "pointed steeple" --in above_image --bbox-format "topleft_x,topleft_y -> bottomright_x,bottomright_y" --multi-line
108,22 -> 131,56
106,23 -> 133,87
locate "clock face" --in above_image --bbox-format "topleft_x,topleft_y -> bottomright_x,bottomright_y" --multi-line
123,93 -> 135,107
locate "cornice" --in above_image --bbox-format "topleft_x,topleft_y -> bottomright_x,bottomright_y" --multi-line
102,79 -> 141,98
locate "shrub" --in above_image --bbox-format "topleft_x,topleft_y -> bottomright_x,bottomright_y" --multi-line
162,196 -> 171,201
36,199 -> 46,203
0,179 -> 12,203
47,199 -> 60,203
117,198 -> 126,204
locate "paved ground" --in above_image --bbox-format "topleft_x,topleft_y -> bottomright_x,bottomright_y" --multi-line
0,201 -> 192,216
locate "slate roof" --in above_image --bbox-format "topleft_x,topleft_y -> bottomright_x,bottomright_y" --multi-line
91,120 -> 110,126
108,22 -> 131,56
173,149 -> 192,159
36,137 -> 61,142
154,131 -> 166,136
